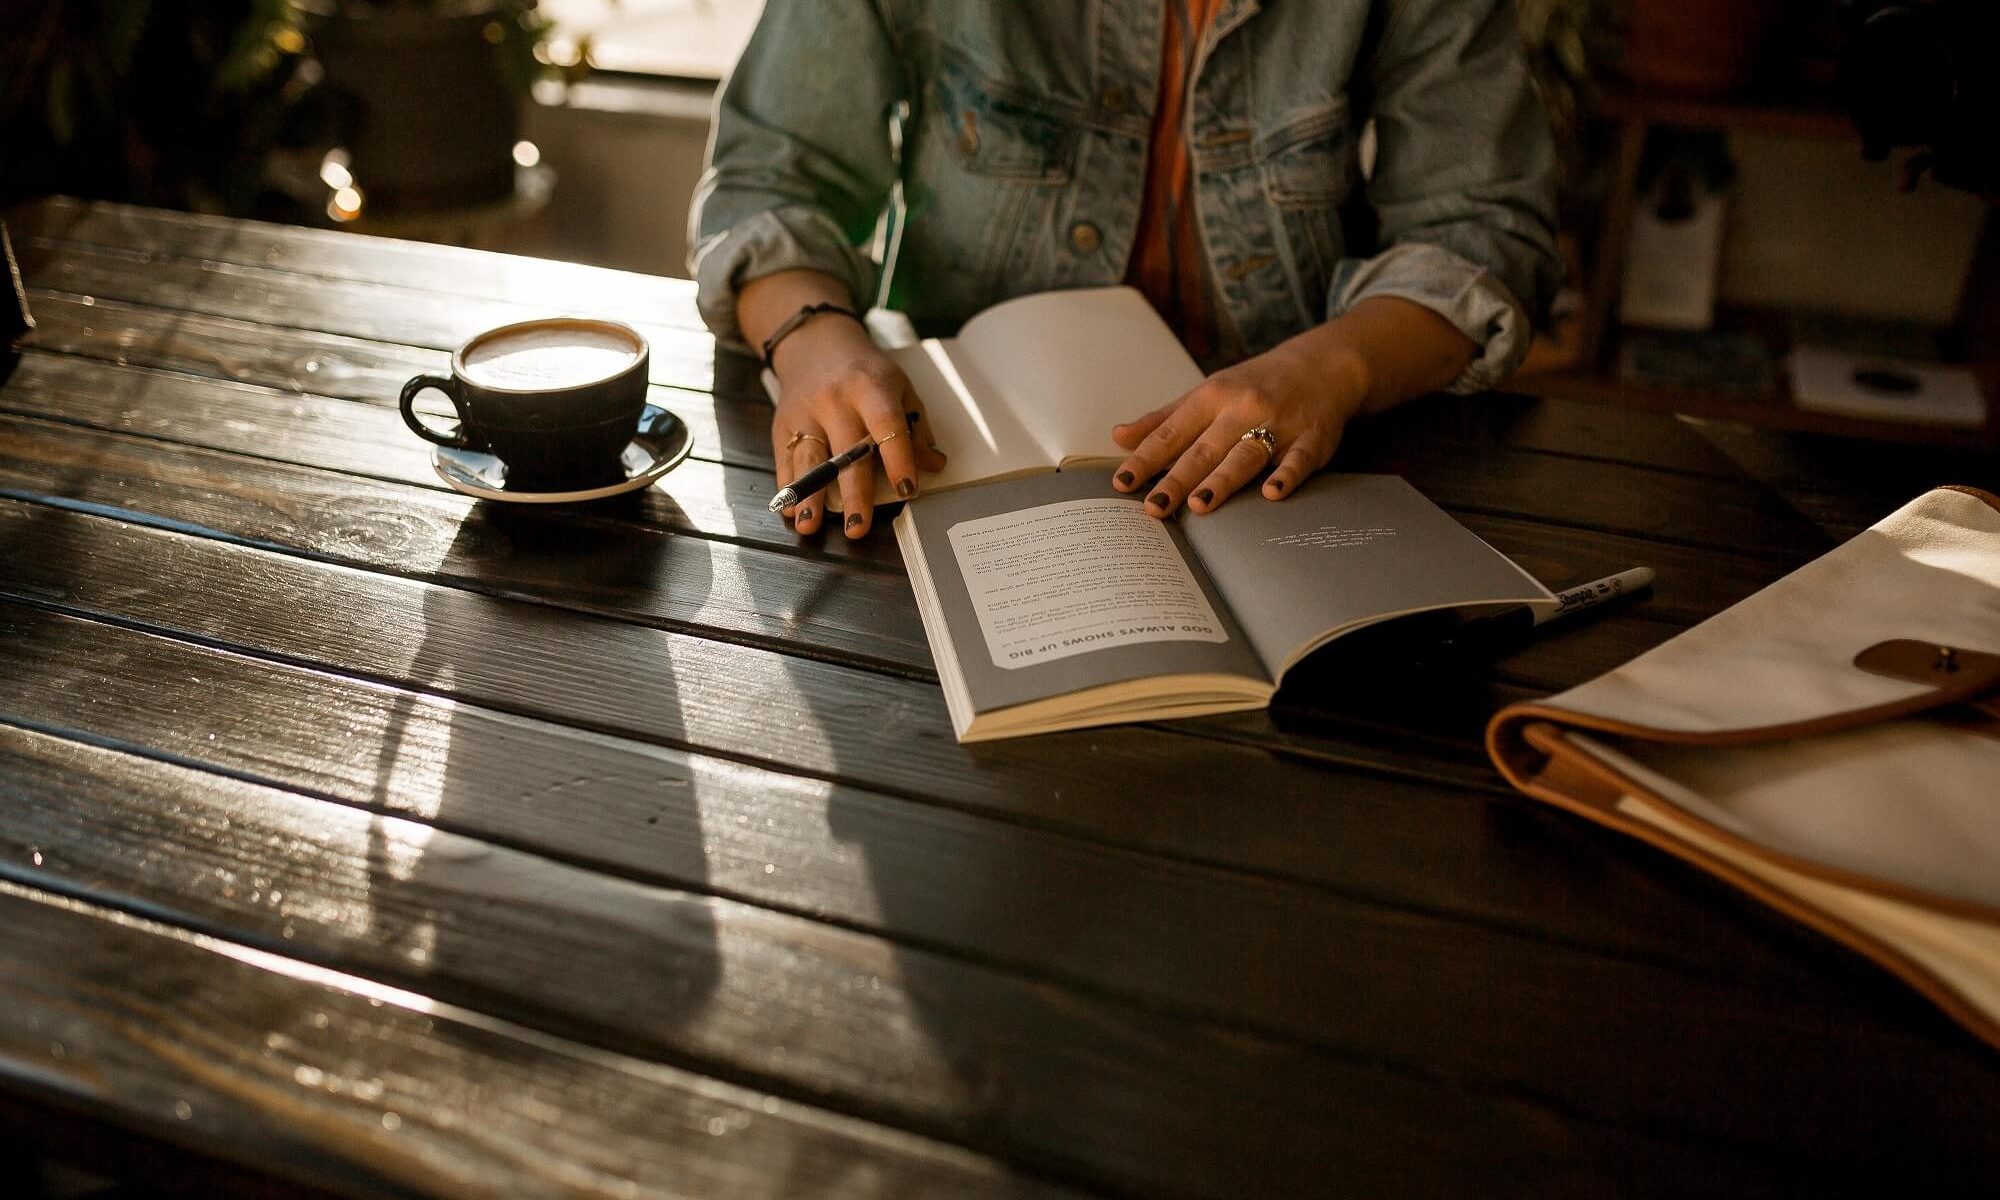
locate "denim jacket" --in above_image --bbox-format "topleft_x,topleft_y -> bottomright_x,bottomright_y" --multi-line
690,0 -> 1560,388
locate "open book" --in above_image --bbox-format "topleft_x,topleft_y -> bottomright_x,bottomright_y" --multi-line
777,286 -> 1207,505
902,470 -> 1551,740
804,287 -> 1550,741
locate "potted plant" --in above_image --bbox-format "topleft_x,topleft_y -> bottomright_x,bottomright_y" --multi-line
0,1 -> 320,214
298,1 -> 554,214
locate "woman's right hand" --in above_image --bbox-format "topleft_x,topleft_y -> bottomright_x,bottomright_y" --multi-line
768,315 -> 946,539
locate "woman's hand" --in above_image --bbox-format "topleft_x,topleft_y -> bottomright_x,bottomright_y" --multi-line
768,316 -> 946,538
1111,329 -> 1369,517
742,269 -> 945,539
1110,297 -> 1478,516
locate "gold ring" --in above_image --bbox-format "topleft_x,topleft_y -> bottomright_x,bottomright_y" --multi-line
1240,426 -> 1277,458
786,430 -> 829,452
874,429 -> 903,445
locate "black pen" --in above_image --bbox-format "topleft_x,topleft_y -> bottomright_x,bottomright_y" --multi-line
769,436 -> 878,513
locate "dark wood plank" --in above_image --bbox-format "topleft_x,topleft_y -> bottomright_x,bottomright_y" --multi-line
1,266 -> 1847,788
0,403 -> 1684,722
8,236 -> 1877,556
1376,392 -> 1995,539
10,236 -> 719,389
0,602 -> 1518,931
10,282 -> 1844,691
1340,409 -> 1854,556
12,293 -> 765,472
0,341 -> 1780,638
1,344 -> 1775,673
1681,417 -> 2000,517
0,347 -> 1754,706
1381,389 -> 1759,479
0,879 -> 1086,1200
0,346 -> 896,569
0,478 -> 1589,873
3,601 -> 1919,1038
0,494 -> 1529,825
0,356 -> 1583,774
1372,389 -> 1991,519
0,412 -> 931,674
9,195 -> 708,329
3,722 -> 1986,1191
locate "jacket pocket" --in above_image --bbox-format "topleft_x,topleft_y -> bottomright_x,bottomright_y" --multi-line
1257,104 -> 1353,206
928,54 -> 1078,182
906,53 -> 1078,304
1257,105 -> 1356,316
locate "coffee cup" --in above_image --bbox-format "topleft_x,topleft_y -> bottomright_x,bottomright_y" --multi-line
400,317 -> 650,488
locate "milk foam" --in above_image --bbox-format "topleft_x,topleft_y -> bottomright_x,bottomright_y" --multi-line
462,325 -> 639,390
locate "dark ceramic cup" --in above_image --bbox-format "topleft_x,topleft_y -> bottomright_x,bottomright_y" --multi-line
400,317 -> 650,489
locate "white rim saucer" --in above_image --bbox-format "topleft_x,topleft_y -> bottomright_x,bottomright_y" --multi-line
430,405 -> 693,504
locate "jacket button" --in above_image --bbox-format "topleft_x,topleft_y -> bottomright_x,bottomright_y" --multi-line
1068,221 -> 1102,254
1099,85 -> 1132,114
957,112 -> 979,156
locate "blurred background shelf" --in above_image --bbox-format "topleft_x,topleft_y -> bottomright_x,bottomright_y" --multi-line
1597,87 -> 1857,141
1518,78 -> 1996,453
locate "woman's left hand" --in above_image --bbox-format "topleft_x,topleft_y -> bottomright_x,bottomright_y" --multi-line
1110,328 -> 1369,517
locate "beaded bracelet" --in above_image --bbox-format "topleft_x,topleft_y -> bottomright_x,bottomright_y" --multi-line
759,301 -> 863,371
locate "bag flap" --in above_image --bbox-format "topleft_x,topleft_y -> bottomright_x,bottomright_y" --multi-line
1490,486 -> 2000,763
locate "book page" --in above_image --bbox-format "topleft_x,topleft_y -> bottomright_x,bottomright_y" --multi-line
951,287 -> 1204,467
1181,474 -> 1552,677
903,471 -> 1265,715
885,340 -> 1046,489
948,498 -> 1228,670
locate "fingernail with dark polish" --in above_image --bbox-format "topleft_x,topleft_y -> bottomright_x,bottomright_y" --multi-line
1194,488 -> 1213,507
1147,491 -> 1170,509
1115,470 -> 1135,487
1268,479 -> 1286,494
797,507 -> 812,523
896,477 -> 916,499
846,513 -> 864,531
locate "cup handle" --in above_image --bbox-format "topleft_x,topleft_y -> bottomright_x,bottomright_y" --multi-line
400,374 -> 470,448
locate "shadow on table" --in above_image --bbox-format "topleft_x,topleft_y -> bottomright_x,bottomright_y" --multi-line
711,343 -> 1323,1184
711,348 -> 1069,1168
355,498 -> 722,1046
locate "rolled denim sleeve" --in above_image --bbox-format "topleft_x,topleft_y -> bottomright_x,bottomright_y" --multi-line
687,0 -> 902,348
1329,0 -> 1561,393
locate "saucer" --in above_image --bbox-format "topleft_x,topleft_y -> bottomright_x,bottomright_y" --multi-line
431,405 -> 693,503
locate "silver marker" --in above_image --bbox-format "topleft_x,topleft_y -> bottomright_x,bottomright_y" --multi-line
1532,567 -> 1657,626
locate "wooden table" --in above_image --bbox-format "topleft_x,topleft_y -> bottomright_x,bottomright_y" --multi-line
2,197 -> 1997,1198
